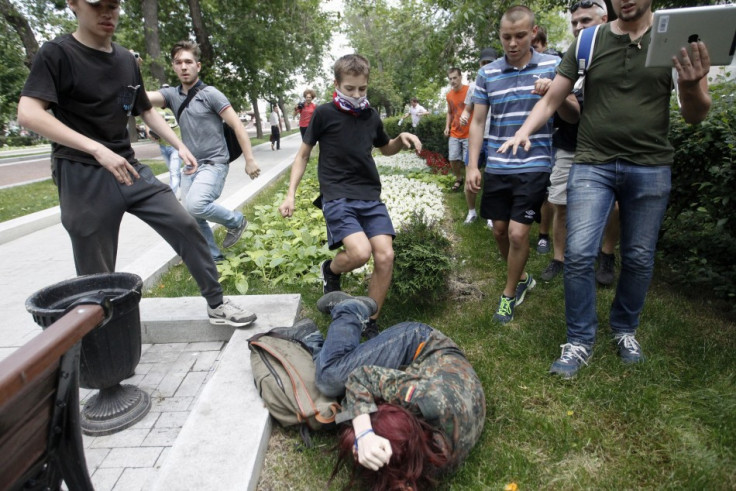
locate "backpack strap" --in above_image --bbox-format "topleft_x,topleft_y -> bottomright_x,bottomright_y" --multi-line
175,80 -> 206,122
574,24 -> 601,93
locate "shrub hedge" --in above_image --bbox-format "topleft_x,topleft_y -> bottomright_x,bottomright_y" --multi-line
660,80 -> 736,302
383,114 -> 449,158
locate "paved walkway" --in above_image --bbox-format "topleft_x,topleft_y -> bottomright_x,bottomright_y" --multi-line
0,132 -> 302,362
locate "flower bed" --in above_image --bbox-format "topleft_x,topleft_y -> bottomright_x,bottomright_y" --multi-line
381,174 -> 444,230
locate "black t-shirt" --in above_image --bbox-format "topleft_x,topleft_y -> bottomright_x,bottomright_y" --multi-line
552,90 -> 584,152
304,103 -> 390,202
21,34 -> 152,166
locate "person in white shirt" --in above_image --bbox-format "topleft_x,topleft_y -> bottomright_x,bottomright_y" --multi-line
403,98 -> 428,128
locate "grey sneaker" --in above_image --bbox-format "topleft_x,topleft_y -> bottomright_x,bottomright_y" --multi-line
596,252 -> 616,286
207,298 -> 256,327
486,219 -> 494,230
223,217 -> 247,248
270,318 -> 324,355
316,291 -> 377,316
549,343 -> 591,378
492,295 -> 515,324
463,211 -> 478,225
270,318 -> 319,341
515,273 -> 536,306
540,260 -> 564,282
537,236 -> 551,254
319,259 -> 341,294
613,333 -> 645,363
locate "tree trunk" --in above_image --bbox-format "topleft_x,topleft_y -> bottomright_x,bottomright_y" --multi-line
278,97 -> 291,132
141,0 -> 166,86
249,92 -> 263,139
186,0 -> 214,73
0,0 -> 39,68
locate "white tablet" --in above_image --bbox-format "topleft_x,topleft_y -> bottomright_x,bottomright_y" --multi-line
646,5 -> 736,68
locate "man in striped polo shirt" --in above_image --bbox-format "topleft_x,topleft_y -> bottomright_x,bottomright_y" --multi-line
466,5 -> 563,324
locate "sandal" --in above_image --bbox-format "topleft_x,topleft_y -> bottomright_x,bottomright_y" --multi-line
451,178 -> 464,192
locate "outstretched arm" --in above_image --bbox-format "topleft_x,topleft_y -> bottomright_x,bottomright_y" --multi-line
278,142 -> 314,217
220,106 -> 260,179
17,95 -> 140,185
140,108 -> 197,172
378,132 -> 422,156
497,75 -> 574,155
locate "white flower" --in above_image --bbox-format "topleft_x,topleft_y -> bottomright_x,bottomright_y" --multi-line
381,174 -> 444,230
374,152 -> 427,172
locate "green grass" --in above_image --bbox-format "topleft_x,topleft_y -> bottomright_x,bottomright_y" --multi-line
0,160 -> 168,223
148,166 -> 736,490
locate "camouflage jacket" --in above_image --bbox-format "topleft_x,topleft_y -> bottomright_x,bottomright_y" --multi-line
336,329 -> 486,470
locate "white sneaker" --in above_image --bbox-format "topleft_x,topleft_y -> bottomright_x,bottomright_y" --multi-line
486,219 -> 494,230
207,298 -> 256,327
464,211 -> 477,225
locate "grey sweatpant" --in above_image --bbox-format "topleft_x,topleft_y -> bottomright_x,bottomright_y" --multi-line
53,158 -> 223,306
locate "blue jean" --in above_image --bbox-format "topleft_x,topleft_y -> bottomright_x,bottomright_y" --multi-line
159,144 -> 181,195
181,162 -> 243,259
315,300 -> 433,398
564,160 -> 671,347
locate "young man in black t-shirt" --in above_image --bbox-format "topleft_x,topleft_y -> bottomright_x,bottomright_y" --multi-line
279,54 -> 421,339
17,0 -> 256,327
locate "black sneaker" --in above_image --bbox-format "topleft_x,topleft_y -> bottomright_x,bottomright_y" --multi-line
316,291 -> 377,316
596,252 -> 616,286
320,259 -> 341,294
362,318 -> 379,340
541,260 -> 564,282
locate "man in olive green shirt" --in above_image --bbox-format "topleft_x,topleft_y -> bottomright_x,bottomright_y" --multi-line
500,0 -> 711,378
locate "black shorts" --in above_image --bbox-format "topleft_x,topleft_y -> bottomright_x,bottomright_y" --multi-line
480,172 -> 549,224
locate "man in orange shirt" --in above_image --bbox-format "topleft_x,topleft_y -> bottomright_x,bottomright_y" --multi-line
444,68 -> 471,202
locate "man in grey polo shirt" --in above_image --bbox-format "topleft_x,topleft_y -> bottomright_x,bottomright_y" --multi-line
148,40 -> 260,262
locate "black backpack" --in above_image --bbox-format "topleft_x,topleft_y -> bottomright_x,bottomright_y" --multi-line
175,82 -> 242,163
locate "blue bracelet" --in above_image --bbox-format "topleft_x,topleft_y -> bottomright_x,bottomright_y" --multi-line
353,428 -> 374,452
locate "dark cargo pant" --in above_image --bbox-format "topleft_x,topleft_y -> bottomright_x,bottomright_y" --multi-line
53,158 -> 223,305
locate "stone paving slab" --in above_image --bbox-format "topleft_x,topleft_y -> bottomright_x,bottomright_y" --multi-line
73,293 -> 301,491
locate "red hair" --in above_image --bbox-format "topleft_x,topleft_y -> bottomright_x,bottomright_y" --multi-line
330,403 -> 450,490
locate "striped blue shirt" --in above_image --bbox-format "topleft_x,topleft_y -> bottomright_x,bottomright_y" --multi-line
472,50 -> 559,175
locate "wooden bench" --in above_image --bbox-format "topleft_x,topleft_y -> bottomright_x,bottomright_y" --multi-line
0,300 -> 109,491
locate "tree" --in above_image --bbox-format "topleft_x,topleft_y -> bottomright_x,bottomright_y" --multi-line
0,0 -> 39,67
140,0 -> 166,85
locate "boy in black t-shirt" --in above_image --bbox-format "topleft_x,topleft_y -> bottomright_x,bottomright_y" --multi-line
279,54 -> 421,338
17,0 -> 256,327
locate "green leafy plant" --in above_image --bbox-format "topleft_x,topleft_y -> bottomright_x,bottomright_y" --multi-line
660,80 -> 736,302
217,168 -> 332,292
390,212 -> 452,303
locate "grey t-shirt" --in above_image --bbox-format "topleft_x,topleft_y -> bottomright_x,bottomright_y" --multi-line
160,83 -> 231,164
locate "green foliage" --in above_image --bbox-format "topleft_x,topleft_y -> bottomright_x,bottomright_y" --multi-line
0,180 -> 58,222
414,113 -> 449,157
382,116 -> 403,139
390,213 -> 452,303
217,165 -> 331,293
660,81 -> 736,302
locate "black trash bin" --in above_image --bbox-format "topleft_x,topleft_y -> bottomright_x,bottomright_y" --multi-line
26,272 -> 151,436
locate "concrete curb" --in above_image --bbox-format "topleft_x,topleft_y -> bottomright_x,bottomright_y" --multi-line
141,294 -> 301,491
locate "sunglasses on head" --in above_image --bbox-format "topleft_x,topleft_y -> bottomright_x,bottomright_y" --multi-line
569,0 -> 604,12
